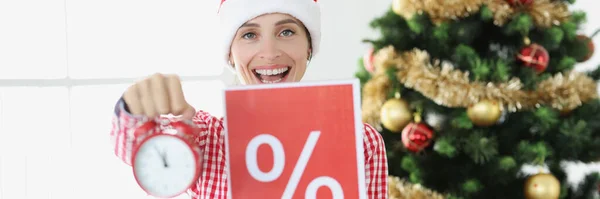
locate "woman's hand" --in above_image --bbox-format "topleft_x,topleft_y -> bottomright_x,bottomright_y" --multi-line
123,73 -> 196,120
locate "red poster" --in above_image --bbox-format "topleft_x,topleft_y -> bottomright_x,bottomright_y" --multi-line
223,80 -> 366,199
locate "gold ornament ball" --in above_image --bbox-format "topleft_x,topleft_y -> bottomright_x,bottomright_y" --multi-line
524,173 -> 561,199
467,100 -> 502,127
380,98 -> 413,133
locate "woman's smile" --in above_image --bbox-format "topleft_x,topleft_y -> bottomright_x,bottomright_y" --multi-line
251,64 -> 292,84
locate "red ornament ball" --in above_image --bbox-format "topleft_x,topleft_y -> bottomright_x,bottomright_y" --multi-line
576,34 -> 595,62
401,122 -> 434,152
363,47 -> 375,73
517,43 -> 549,73
506,0 -> 534,6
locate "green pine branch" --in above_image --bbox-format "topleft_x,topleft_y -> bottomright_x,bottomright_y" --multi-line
504,13 -> 533,37
517,141 -> 553,165
542,27 -> 564,50
497,156 -> 517,171
469,57 -> 491,81
588,66 -> 600,80
463,131 -> 499,165
461,179 -> 483,195
521,106 -> 560,136
434,136 -> 459,158
354,58 -> 371,87
490,59 -> 511,82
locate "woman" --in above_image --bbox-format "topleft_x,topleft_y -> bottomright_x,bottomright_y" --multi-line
110,0 -> 388,198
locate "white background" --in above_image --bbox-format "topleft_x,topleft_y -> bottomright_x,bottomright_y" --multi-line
0,0 -> 599,198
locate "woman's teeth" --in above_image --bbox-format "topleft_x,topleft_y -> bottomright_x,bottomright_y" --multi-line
255,67 -> 288,75
261,78 -> 283,83
254,67 -> 290,84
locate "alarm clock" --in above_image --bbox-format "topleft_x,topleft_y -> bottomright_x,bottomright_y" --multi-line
131,119 -> 203,198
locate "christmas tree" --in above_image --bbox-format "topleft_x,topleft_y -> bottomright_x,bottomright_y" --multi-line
354,0 -> 600,198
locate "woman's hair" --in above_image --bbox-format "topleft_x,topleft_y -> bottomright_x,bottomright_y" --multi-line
217,0 -> 321,68
304,26 -> 313,54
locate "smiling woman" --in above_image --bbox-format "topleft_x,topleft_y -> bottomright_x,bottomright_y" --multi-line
229,16 -> 313,84
227,16 -> 313,85
109,0 -> 389,198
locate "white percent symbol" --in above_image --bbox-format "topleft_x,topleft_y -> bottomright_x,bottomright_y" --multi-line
245,131 -> 344,199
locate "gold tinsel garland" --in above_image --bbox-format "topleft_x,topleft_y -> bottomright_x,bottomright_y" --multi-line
388,176 -> 447,199
362,45 -> 598,127
393,0 -> 570,28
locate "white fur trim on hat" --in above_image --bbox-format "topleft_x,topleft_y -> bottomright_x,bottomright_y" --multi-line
217,0 -> 321,68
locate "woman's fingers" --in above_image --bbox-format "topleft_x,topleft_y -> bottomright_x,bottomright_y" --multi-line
123,84 -> 144,115
122,73 -> 195,119
138,78 -> 157,118
150,73 -> 170,115
181,103 -> 196,120
165,74 -> 190,116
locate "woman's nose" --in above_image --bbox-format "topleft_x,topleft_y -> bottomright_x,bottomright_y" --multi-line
258,37 -> 282,60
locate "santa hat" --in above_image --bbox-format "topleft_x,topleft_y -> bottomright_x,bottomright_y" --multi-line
217,0 -> 321,67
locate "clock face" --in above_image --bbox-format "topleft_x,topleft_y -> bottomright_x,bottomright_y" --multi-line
133,134 -> 200,198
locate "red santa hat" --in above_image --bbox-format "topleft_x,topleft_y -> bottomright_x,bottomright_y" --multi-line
217,0 -> 321,67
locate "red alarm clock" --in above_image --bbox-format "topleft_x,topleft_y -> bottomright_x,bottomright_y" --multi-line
131,119 -> 203,198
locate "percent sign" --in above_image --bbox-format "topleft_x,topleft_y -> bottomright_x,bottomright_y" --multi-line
245,131 -> 344,199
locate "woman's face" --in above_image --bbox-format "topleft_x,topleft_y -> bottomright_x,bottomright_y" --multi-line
229,13 -> 311,85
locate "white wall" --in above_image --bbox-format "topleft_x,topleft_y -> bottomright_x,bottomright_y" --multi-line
0,0 -> 598,198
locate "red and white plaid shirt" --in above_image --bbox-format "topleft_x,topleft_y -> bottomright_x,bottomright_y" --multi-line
110,100 -> 388,199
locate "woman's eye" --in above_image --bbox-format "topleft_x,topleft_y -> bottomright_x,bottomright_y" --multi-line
280,29 -> 295,37
242,32 -> 256,39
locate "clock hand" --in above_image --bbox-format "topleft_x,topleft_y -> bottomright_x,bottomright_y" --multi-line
154,145 -> 168,168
